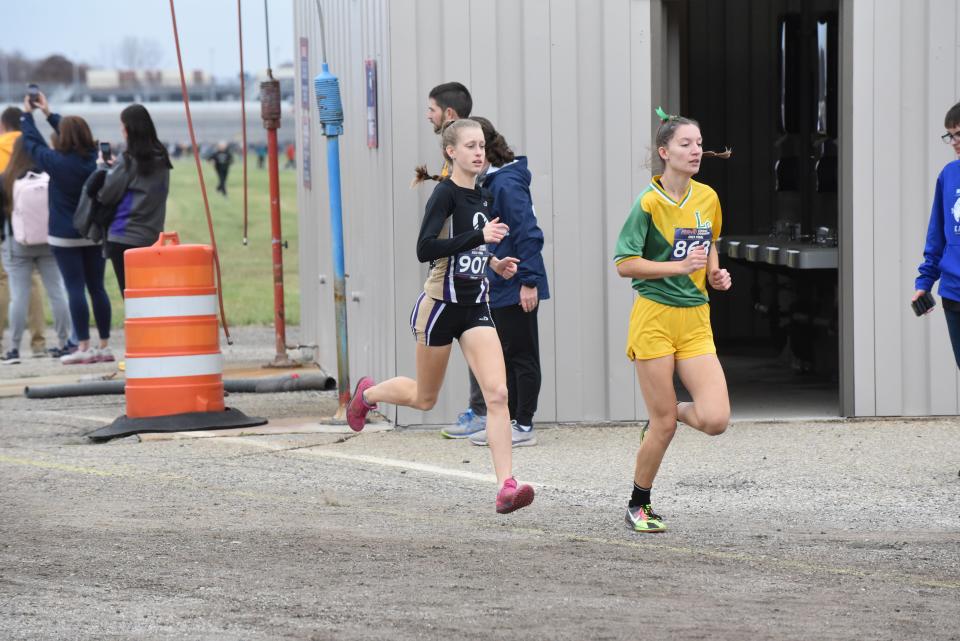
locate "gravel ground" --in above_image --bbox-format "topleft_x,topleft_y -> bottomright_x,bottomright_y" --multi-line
0,327 -> 958,640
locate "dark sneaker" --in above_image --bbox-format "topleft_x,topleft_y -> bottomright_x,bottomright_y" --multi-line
346,376 -> 376,432
496,477 -> 535,514
2,349 -> 21,365
49,343 -> 78,358
625,504 -> 666,533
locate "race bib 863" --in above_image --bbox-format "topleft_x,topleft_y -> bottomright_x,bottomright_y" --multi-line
670,228 -> 712,261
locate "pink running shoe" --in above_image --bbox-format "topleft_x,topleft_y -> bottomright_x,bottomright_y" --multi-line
496,477 -> 535,514
346,376 -> 377,432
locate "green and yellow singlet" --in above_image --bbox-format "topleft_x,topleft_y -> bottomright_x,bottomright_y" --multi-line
614,175 -> 723,307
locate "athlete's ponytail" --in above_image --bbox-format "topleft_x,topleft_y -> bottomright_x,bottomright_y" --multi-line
411,164 -> 444,187
655,106 -> 732,161
411,119 -> 483,188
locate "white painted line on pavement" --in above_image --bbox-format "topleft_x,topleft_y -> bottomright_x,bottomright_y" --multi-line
217,436 -> 508,485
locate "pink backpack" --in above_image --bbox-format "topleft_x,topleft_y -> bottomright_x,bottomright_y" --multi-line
11,171 -> 50,245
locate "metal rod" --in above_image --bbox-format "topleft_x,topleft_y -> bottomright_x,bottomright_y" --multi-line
264,0 -> 272,72
315,0 -> 328,63
168,0 -> 232,343
326,132 -> 350,414
238,0 -> 249,245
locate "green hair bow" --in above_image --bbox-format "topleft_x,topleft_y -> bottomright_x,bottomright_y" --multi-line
655,106 -> 673,122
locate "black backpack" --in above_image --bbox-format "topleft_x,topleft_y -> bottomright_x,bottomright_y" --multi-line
73,169 -> 116,242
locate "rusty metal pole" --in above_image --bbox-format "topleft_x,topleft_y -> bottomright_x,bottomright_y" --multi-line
260,76 -> 299,368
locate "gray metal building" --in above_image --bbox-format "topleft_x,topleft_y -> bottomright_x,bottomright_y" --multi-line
292,0 -> 960,422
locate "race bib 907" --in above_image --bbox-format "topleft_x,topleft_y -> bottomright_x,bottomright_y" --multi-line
454,245 -> 491,280
670,228 -> 712,261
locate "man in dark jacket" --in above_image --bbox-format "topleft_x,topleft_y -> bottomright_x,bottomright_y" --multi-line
208,142 -> 232,196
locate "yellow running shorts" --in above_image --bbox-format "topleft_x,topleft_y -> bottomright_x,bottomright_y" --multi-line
625,296 -> 716,361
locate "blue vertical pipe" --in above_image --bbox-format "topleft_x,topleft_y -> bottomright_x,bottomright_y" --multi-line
326,133 -> 349,409
314,62 -> 350,411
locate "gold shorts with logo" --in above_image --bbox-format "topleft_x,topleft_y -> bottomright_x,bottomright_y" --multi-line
626,296 -> 715,361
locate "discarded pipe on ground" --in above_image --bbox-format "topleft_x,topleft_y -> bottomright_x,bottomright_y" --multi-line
24,373 -> 336,400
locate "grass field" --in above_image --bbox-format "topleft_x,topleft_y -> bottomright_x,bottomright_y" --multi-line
101,157 -> 301,327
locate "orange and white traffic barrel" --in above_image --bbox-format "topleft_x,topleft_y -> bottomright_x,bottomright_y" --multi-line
123,232 -> 224,417
86,232 -> 266,442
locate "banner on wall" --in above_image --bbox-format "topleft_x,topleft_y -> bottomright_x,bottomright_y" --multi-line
366,60 -> 378,149
299,37 -> 312,189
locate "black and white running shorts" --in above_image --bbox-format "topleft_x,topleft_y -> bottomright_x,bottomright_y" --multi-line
409,292 -> 495,346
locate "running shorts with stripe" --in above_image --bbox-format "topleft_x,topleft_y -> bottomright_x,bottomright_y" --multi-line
409,292 -> 495,346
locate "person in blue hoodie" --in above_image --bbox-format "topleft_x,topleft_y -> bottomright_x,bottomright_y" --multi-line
915,102 -> 960,367
21,92 -> 112,365
463,117 -> 550,448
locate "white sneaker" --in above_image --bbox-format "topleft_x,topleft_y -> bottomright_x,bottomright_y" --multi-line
96,347 -> 116,363
60,349 -> 97,365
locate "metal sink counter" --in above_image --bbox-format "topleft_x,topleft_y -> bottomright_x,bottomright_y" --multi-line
718,235 -> 837,270
717,235 -> 770,261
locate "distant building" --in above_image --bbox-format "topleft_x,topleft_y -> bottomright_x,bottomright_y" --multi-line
68,66 -> 292,103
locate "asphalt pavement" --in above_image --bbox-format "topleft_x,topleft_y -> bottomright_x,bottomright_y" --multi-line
1,327 -> 958,640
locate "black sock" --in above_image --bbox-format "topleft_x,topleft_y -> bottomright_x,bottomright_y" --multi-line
629,483 -> 651,508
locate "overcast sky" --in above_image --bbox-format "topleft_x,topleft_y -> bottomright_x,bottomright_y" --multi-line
7,0 -> 295,79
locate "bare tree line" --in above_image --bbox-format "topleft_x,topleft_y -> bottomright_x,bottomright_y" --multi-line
0,37 -> 166,85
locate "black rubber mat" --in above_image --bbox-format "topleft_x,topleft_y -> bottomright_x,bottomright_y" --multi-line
87,408 -> 267,443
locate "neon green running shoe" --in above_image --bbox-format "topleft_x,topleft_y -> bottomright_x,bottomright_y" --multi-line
625,504 -> 666,533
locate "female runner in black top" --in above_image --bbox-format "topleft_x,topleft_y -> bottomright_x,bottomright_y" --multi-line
345,119 -> 535,514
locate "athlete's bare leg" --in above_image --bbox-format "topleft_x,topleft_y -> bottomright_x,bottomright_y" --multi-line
363,343 -> 452,411
633,355 -> 679,487
675,353 -> 730,435
459,326 -> 512,484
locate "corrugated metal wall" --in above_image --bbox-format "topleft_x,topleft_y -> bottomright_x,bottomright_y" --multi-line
294,0 -> 396,409
296,0 -> 960,420
844,0 -> 960,416
294,0 -> 656,424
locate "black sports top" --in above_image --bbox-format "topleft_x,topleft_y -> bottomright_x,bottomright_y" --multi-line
417,179 -> 494,304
